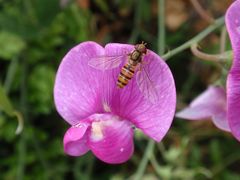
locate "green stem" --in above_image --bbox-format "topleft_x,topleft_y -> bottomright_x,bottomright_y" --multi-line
4,57 -> 18,93
31,134 -> 51,179
220,26 -> 227,53
73,159 -> 83,180
3,57 -> 24,134
17,58 -> 50,179
158,0 -> 165,55
134,140 -> 155,180
162,16 -> 225,60
85,156 -> 94,180
17,133 -> 26,180
17,59 -> 27,180
128,0 -> 142,43
150,154 -> 162,178
190,43 -> 232,63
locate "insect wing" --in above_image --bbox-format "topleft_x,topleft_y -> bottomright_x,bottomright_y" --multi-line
88,54 -> 126,70
136,66 -> 159,104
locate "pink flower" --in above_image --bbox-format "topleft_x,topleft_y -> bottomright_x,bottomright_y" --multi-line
177,0 -> 240,141
226,0 -> 240,141
54,41 -> 176,164
176,86 -> 230,132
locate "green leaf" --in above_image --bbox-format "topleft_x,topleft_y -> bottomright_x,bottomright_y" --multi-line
0,31 -> 26,59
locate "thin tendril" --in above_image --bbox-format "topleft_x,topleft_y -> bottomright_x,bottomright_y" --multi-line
162,16 -> 225,60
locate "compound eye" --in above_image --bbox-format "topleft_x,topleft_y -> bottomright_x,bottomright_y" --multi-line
143,48 -> 147,54
135,44 -> 139,49
140,46 -> 147,53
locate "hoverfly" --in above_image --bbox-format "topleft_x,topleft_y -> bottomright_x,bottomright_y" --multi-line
88,42 -> 159,104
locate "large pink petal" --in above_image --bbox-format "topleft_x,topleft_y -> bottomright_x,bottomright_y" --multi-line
88,114 -> 134,164
226,0 -> 240,141
176,86 -> 230,132
55,42 -> 176,142
54,41 -> 105,125
101,43 -> 176,142
63,122 -> 90,156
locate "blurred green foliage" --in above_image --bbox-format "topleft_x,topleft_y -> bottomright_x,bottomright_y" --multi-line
0,31 -> 26,59
28,65 -> 55,114
0,0 -> 239,180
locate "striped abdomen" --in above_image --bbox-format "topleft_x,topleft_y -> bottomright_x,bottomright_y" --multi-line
117,63 -> 137,88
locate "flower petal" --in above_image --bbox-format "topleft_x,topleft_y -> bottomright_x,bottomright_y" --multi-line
54,41 -> 105,125
226,0 -> 240,141
55,42 -> 176,142
101,43 -> 176,142
225,0 -> 240,52
176,86 -> 230,132
63,122 -> 90,156
88,114 -> 134,164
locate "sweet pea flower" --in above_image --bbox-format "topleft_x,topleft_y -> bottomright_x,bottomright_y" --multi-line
176,86 -> 230,132
54,41 -> 176,164
177,0 -> 240,141
226,0 -> 240,141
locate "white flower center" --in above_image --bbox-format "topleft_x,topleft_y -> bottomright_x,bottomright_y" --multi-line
90,120 -> 113,142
